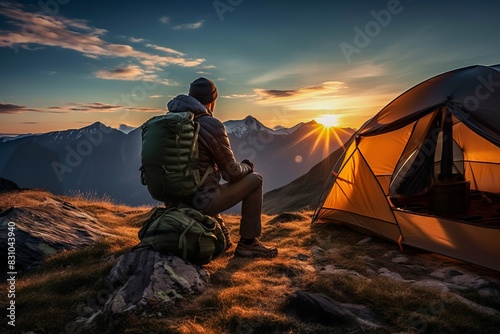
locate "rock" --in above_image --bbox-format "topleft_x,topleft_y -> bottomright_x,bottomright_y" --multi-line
75,247 -> 209,333
430,267 -> 463,280
449,273 -> 489,290
0,198 -> 115,271
478,287 -> 500,298
357,237 -> 372,245
78,247 -> 209,331
378,268 -> 405,281
268,212 -> 308,224
392,255 -> 409,264
0,177 -> 20,193
431,267 -> 489,289
310,246 -> 328,262
357,255 -> 374,263
413,279 -> 450,293
449,294 -> 500,317
383,251 -> 397,258
282,291 -> 383,329
320,265 -> 369,280
103,247 -> 209,315
366,268 -> 376,275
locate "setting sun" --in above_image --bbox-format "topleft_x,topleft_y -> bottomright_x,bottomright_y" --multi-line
315,114 -> 340,127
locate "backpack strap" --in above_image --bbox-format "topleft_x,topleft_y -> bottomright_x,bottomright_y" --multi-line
178,217 -> 197,260
193,116 -> 214,187
199,165 -> 213,186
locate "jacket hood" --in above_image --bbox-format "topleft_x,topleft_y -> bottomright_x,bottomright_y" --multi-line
166,94 -> 212,117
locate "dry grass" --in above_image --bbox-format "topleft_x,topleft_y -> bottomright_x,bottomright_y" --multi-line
1,190 -> 500,333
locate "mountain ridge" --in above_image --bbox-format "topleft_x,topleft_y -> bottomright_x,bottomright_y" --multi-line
0,116 -> 355,207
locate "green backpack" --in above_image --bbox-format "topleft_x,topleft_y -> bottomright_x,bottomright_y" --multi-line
140,111 -> 210,202
136,207 -> 227,265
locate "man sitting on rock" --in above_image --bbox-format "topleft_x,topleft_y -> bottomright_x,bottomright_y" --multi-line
165,77 -> 278,258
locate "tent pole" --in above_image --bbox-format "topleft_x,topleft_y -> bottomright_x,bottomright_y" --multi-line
439,109 -> 454,180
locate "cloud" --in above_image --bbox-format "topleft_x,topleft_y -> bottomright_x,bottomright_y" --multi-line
342,64 -> 386,78
52,102 -> 164,113
132,107 -> 165,112
129,37 -> 144,43
146,43 -> 185,56
19,44 -> 44,51
95,65 -> 175,85
221,94 -> 257,99
0,103 -> 42,114
172,20 -> 204,30
159,16 -> 170,24
49,102 -> 123,113
66,103 -> 120,112
253,81 -> 350,110
0,3 -> 205,84
149,95 -> 163,98
1,101 -> 164,115
46,106 -> 71,113
65,103 -> 163,113
95,65 -> 158,82
255,81 -> 347,102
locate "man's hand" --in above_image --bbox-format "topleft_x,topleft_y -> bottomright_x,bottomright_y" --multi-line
241,159 -> 254,172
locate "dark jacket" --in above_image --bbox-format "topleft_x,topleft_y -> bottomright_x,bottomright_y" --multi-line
166,94 -> 252,209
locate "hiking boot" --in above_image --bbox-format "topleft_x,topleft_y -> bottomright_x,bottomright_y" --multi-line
235,238 -> 278,258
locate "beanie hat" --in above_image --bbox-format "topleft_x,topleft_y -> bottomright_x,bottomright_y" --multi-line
189,77 -> 218,105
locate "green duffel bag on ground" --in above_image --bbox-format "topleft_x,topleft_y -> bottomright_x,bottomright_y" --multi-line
135,207 -> 227,265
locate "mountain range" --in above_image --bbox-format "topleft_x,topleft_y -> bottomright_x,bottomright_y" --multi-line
0,116 -> 355,207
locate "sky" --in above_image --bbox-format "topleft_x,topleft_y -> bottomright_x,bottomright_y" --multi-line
0,0 -> 499,135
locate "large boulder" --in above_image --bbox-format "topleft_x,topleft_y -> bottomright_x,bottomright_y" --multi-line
0,197 -> 114,271
105,247 -> 209,314
282,291 -> 383,329
78,247 -> 209,330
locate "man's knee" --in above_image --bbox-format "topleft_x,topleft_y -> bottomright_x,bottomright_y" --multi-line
248,172 -> 263,187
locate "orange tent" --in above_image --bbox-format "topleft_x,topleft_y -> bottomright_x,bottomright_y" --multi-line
313,65 -> 500,271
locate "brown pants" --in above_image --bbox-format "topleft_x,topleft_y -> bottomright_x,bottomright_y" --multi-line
203,172 -> 263,239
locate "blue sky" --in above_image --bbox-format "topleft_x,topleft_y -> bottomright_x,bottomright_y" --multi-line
1,0 -> 499,134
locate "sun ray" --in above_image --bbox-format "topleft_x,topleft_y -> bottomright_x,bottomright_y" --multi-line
279,119 -> 351,161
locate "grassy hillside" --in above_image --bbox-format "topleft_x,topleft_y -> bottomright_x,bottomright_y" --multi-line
1,190 -> 500,333
263,146 -> 346,214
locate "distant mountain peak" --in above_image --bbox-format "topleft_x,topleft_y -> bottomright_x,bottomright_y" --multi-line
83,121 -> 109,130
243,115 -> 258,121
223,115 -> 270,138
